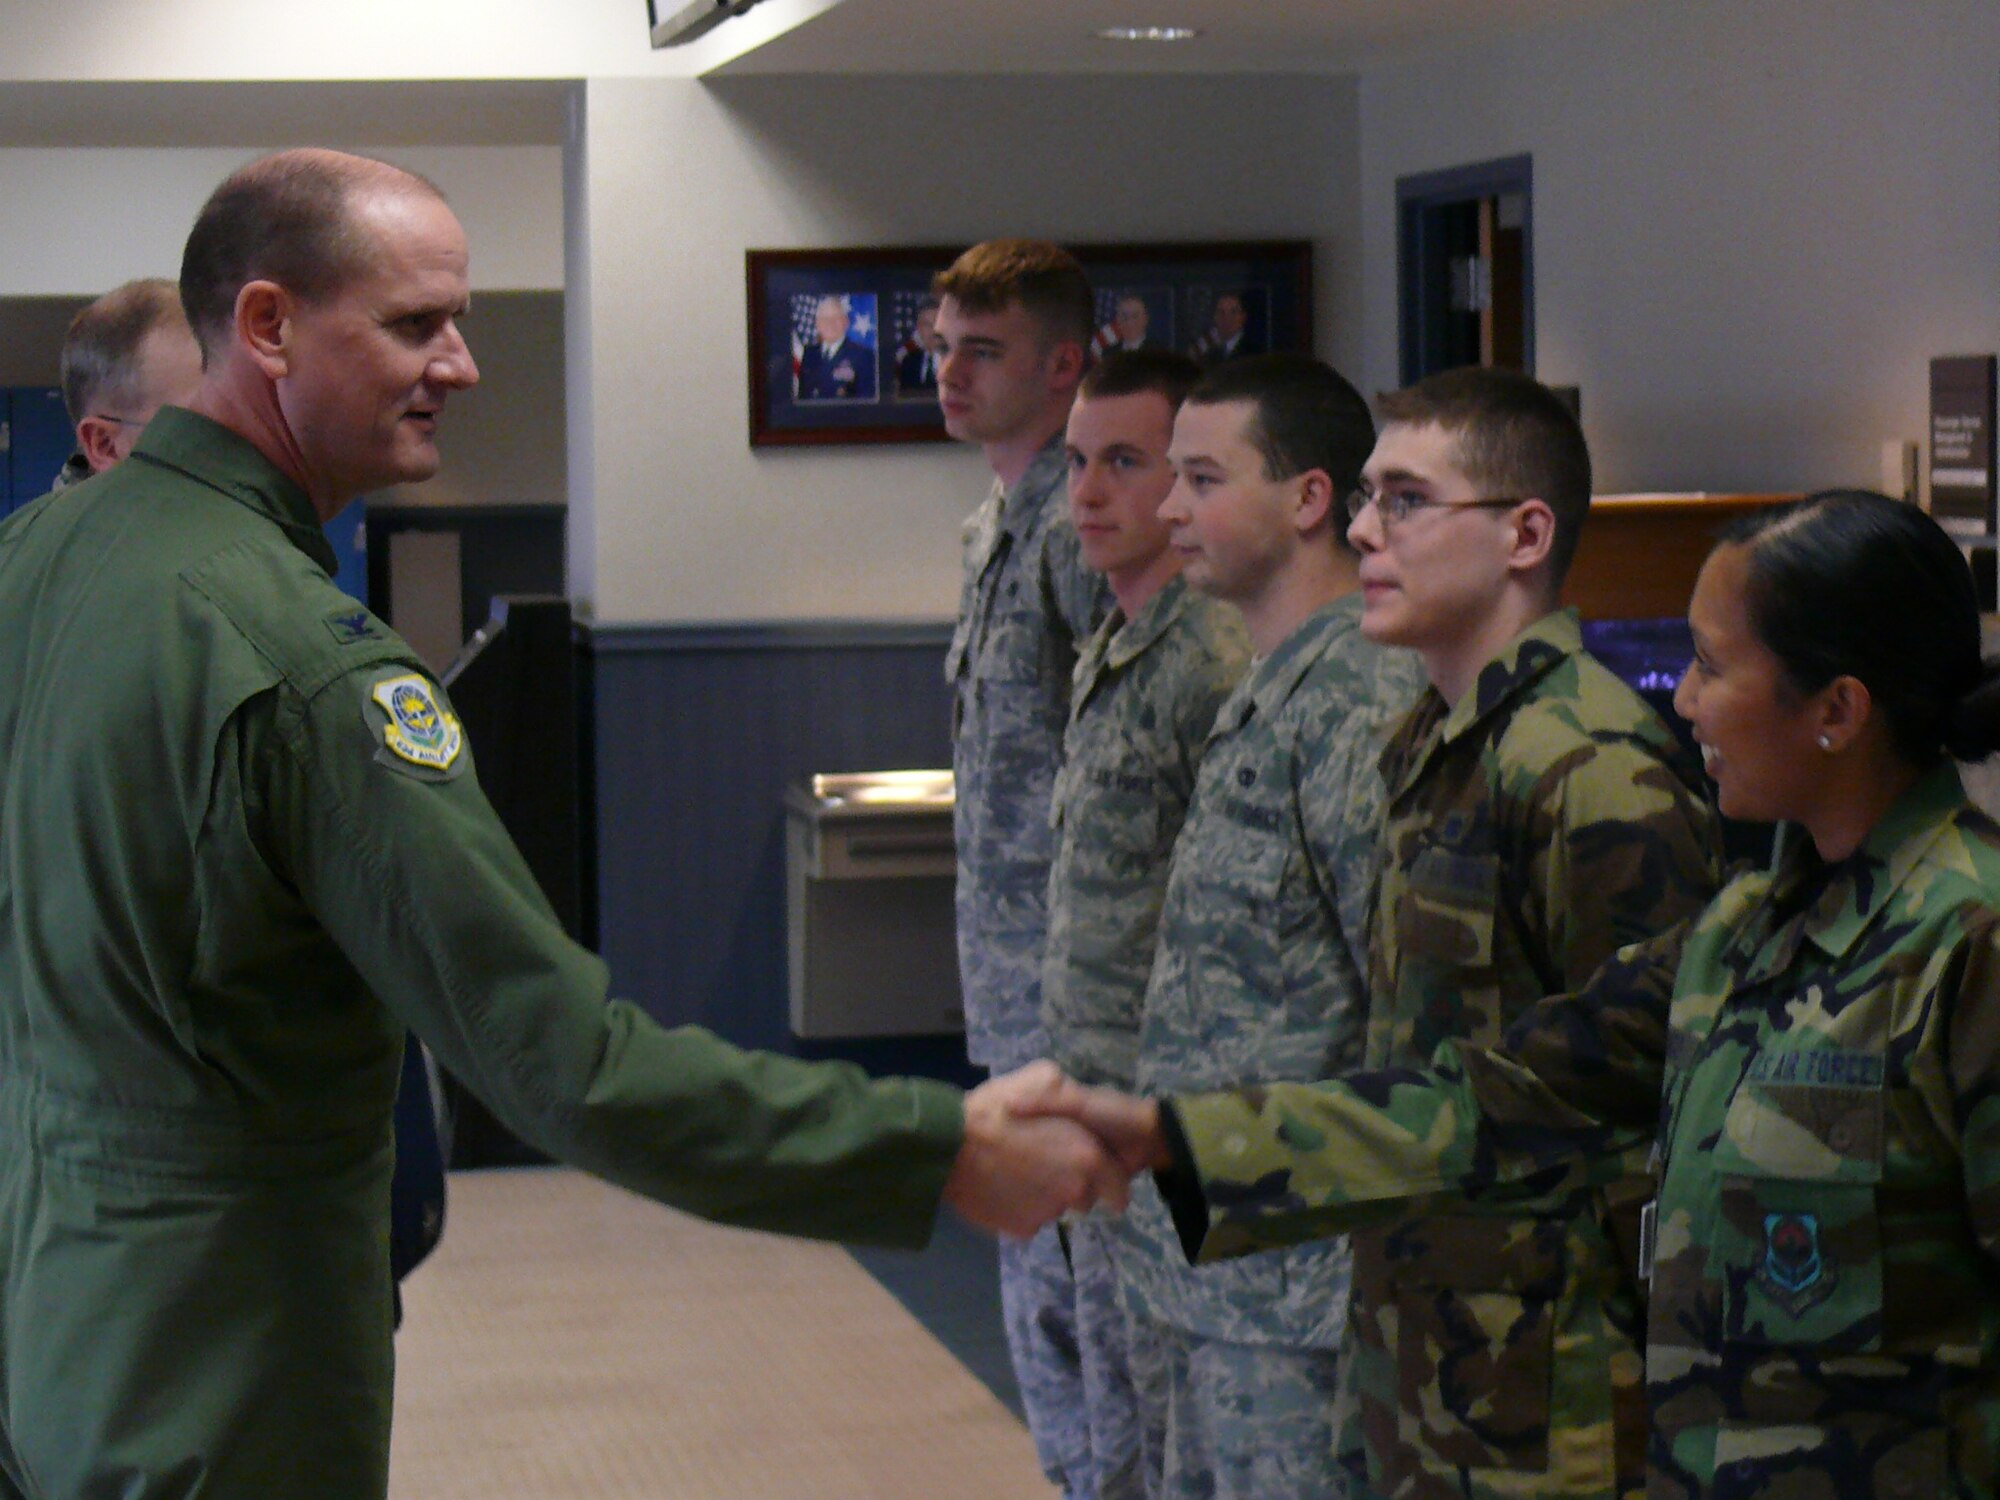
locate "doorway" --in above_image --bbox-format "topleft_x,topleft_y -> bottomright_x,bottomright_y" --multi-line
1397,155 -> 1533,386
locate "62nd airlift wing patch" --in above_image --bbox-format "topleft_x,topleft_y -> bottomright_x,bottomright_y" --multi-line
368,673 -> 465,777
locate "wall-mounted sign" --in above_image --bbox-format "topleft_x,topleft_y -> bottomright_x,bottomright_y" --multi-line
1930,355 -> 1997,538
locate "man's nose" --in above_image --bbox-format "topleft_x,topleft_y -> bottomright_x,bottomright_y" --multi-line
1346,497 -> 1382,554
433,323 -> 479,388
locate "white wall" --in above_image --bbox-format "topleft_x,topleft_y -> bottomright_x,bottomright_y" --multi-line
1355,0 -> 2000,493
569,72 -> 1362,621
0,146 -> 563,297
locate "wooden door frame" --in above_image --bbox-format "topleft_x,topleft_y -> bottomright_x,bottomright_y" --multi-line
1397,154 -> 1534,386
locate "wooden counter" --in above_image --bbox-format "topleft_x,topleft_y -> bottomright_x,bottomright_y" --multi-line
1563,493 -> 1801,621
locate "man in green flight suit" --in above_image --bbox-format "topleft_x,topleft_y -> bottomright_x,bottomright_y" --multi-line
0,149 -> 1125,1499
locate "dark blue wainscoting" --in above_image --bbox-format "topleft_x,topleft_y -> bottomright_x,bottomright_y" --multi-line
580,620 -> 978,1087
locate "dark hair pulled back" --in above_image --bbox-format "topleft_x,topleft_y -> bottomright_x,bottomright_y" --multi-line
1720,489 -> 2000,764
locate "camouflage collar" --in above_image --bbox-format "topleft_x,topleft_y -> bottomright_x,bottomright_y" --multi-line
995,433 -> 1069,539
1760,761 -> 1970,965
1101,573 -> 1194,671
1440,608 -> 1581,744
1216,592 -> 1365,733
129,407 -> 338,577
1383,608 -> 1581,795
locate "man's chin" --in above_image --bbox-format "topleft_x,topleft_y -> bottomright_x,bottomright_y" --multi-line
1357,600 -> 1408,643
1181,565 -> 1224,599
352,458 -> 440,496
392,438 -> 443,482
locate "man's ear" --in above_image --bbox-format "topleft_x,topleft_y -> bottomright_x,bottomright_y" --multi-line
76,417 -> 123,474
1293,468 -> 1335,537
235,280 -> 294,380
1046,338 -> 1087,391
1505,497 -> 1558,577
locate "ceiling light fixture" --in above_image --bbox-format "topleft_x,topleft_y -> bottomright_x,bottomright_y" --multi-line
1096,25 -> 1200,42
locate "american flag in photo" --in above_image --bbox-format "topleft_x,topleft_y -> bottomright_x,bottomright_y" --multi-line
789,293 -> 819,381
1089,286 -> 1123,363
890,289 -> 932,361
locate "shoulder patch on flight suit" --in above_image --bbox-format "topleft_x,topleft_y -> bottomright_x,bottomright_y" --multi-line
364,672 -> 466,779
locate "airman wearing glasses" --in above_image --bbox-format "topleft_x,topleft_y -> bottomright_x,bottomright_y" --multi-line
1319,367 -> 1723,1500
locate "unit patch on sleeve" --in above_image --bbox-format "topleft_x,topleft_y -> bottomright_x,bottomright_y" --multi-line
366,673 -> 466,778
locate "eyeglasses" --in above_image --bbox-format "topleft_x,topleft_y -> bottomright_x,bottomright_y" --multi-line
1342,488 -> 1526,529
89,414 -> 146,429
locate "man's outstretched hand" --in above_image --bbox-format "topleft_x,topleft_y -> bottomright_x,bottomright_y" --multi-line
943,1061 -> 1135,1239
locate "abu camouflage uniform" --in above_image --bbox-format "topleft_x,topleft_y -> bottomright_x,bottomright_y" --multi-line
949,434 -> 1109,1071
1042,573 -> 1249,1500
1345,609 -> 1720,1500
1043,573 -> 1250,1090
1156,763 -> 2000,1500
948,433 -> 1110,1499
1118,594 -> 1423,1500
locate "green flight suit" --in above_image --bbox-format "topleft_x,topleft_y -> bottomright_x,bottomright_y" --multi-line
1157,765 -> 2000,1499
0,410 -> 963,1498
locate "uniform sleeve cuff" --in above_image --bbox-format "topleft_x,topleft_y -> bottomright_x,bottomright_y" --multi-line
1154,1099 -> 1212,1264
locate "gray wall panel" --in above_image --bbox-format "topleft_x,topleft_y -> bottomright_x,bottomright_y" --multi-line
583,623 -> 974,1083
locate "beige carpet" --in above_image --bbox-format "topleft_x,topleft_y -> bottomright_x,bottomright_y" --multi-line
388,1167 -> 1057,1499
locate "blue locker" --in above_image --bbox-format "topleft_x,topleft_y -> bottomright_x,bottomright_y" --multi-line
6,386 -> 73,513
325,497 -> 369,606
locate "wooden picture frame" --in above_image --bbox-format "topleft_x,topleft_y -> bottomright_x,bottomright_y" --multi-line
746,241 -> 1314,448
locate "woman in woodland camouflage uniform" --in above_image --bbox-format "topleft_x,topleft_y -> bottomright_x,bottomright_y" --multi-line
1045,490 -> 2000,1499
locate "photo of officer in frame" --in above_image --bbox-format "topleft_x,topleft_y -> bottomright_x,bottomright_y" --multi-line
889,291 -> 942,402
1185,286 -> 1267,367
1088,286 -> 1173,362
745,242 -> 1307,448
791,291 -> 879,403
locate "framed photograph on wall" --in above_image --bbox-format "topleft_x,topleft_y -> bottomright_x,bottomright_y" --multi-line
746,241 -> 1313,448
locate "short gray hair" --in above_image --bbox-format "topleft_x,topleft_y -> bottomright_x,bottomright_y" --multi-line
59,278 -> 189,425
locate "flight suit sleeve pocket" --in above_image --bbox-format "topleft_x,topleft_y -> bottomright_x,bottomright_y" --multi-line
1715,1078 -> 1886,1353
1391,1217 -> 1562,1474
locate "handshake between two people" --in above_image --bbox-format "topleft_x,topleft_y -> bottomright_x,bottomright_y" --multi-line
940,1061 -> 1174,1240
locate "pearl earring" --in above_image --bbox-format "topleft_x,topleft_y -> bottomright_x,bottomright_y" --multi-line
1818,734 -> 1833,750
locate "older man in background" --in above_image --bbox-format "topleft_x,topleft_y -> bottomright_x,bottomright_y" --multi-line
50,275 -> 203,490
